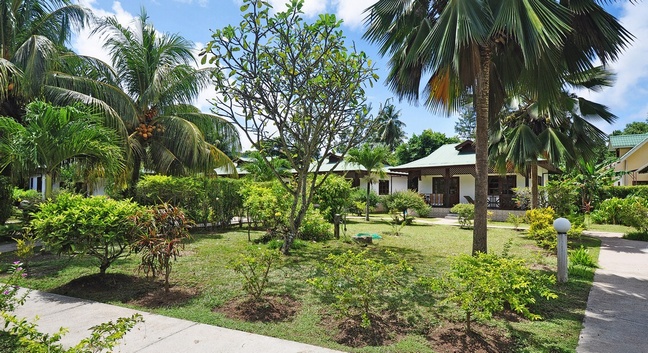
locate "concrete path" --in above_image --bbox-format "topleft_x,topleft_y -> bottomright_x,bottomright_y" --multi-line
11,289 -> 344,353
577,231 -> 648,353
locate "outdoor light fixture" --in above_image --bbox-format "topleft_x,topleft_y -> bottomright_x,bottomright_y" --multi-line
553,217 -> 571,283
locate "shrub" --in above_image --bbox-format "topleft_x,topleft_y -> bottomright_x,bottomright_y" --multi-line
526,207 -> 557,250
513,187 -> 548,210
590,197 -> 629,225
299,208 -> 333,241
382,190 -> 430,219
135,175 -> 207,223
208,178 -> 244,227
132,203 -> 193,292
624,199 -> 648,234
599,185 -> 648,201
240,180 -> 290,230
0,261 -> 28,312
231,247 -> 282,301
544,181 -> 579,216
569,246 -> 597,268
507,213 -> 525,230
349,188 -> 379,215
0,177 -> 12,225
308,250 -> 412,328
31,193 -> 143,275
313,174 -> 353,222
451,203 -> 474,228
433,253 -> 557,333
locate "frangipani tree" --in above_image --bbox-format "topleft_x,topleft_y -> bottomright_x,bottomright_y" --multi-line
205,0 -> 378,254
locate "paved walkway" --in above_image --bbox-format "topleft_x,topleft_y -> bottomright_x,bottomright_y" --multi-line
12,289 -> 344,353
577,231 -> 648,353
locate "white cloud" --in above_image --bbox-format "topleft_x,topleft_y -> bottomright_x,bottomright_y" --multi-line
334,0 -> 377,28
172,0 -> 209,7
267,0 -> 327,16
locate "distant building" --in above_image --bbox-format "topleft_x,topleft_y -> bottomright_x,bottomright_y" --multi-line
609,133 -> 648,186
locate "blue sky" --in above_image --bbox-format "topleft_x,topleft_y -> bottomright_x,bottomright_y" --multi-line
74,0 -> 648,148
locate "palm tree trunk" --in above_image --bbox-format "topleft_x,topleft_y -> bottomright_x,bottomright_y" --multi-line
365,180 -> 371,221
473,45 -> 491,255
44,173 -> 53,200
531,160 -> 538,209
128,154 -> 142,196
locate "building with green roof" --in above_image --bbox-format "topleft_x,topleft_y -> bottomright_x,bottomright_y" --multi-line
609,133 -> 648,185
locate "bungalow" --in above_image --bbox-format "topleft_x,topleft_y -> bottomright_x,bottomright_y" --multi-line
389,141 -> 557,210
608,133 -> 648,186
315,153 -> 408,196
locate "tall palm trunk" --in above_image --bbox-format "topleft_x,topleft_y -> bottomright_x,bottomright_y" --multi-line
473,45 -> 491,255
531,160 -> 538,209
365,180 -> 371,221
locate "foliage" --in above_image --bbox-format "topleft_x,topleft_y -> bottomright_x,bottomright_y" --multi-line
451,204 -> 475,228
240,151 -> 291,182
312,174 -> 353,222
569,159 -> 623,213
308,250 -> 412,328
590,197 -> 640,226
394,129 -> 460,165
623,199 -> 648,234
0,101 -> 125,198
455,98 -> 476,140
526,207 -> 558,250
349,188 -> 379,216
240,181 -> 291,230
31,193 -> 143,275
371,98 -> 406,152
135,175 -> 244,227
231,247 -> 282,301
433,253 -> 557,333
507,213 -> 524,230
0,261 -> 28,313
88,10 -> 238,191
513,187 -> 548,210
206,0 -> 377,254
599,186 -> 648,203
569,246 -> 597,268
13,234 -> 36,266
382,190 -> 430,220
1,312 -> 142,353
132,203 -> 193,292
299,209 -> 333,241
623,231 -> 648,241
544,181 -> 580,216
346,143 -> 390,221
611,118 -> 648,135
0,177 -> 12,225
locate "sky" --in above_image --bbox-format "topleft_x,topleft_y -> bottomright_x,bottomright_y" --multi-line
73,0 -> 648,149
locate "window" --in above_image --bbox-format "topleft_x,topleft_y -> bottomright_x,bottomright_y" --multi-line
488,176 -> 517,195
378,180 -> 390,195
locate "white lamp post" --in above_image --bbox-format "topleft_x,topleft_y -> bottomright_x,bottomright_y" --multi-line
553,217 -> 571,283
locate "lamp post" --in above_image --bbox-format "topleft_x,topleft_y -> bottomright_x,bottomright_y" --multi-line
553,217 -> 571,283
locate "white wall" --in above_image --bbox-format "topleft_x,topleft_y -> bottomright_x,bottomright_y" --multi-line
459,175 -> 475,203
390,175 -> 408,193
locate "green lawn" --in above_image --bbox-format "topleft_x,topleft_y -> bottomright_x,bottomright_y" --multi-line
1,220 -> 599,352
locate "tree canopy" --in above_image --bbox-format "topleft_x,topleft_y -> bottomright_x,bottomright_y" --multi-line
395,129 -> 459,165
205,0 -> 378,254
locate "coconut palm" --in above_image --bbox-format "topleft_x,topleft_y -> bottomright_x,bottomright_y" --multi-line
490,67 -> 617,209
364,0 -> 631,254
53,10 -> 239,192
0,0 -> 92,120
374,99 -> 406,151
346,143 -> 390,221
0,100 -> 124,198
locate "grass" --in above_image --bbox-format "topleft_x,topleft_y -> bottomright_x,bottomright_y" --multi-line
0,219 -> 599,352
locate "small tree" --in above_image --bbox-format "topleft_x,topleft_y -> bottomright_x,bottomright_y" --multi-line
231,247 -> 282,302
382,190 -> 430,223
205,0 -> 377,254
132,203 -> 193,292
346,144 -> 390,221
434,253 -> 557,333
308,250 -> 412,329
31,193 -> 142,275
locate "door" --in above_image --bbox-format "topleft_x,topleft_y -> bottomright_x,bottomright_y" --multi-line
432,177 -> 460,207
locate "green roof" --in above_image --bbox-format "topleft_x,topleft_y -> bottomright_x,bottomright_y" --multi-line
609,133 -> 648,150
390,143 -> 475,170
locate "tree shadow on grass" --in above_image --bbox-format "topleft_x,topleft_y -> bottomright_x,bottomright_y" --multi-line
49,272 -> 199,309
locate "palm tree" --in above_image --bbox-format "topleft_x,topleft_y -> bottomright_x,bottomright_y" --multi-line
0,101 -> 124,198
374,99 -> 406,151
490,67 -> 617,209
0,0 -> 92,120
346,143 -> 390,221
364,0 -> 631,254
54,10 -> 240,191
